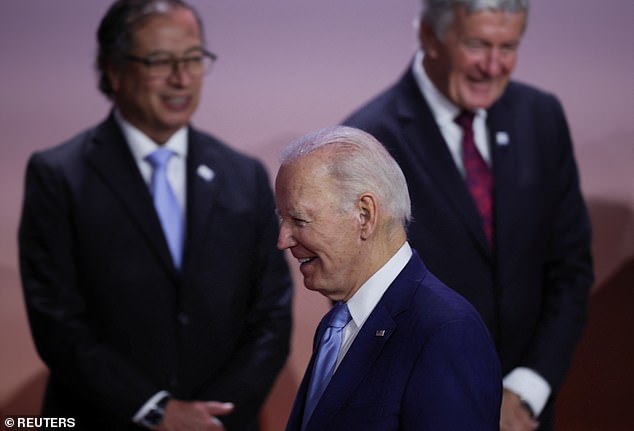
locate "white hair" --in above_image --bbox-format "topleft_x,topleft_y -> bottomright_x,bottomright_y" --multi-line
280,126 -> 412,230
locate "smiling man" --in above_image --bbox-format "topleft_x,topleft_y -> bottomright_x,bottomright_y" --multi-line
344,1 -> 593,430
277,126 -> 501,431
18,1 -> 292,430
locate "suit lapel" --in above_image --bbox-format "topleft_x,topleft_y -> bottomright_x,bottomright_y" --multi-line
306,303 -> 396,431
304,254 -> 424,431
487,91 -> 530,275
395,71 -> 491,256
84,114 -> 178,277
182,128 -> 221,268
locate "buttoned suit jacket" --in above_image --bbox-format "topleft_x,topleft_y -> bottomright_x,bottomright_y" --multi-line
18,113 -> 293,430
344,66 -> 593,425
286,251 -> 502,431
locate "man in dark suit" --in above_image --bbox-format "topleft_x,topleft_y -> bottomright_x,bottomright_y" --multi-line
18,1 -> 292,430
344,1 -> 593,430
276,126 -> 501,430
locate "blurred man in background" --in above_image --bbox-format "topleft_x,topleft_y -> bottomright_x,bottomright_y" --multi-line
18,1 -> 292,429
344,1 -> 593,429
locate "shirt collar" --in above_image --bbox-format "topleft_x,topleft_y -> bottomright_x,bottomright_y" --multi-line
114,109 -> 188,163
346,242 -> 413,329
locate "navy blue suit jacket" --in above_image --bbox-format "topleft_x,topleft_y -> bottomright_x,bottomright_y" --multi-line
286,251 -> 502,431
18,113 -> 293,430
344,66 -> 593,424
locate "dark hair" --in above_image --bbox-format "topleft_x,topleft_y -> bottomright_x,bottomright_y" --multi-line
95,0 -> 205,98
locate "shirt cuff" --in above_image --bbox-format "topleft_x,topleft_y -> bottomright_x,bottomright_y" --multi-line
133,390 -> 171,425
503,367 -> 551,417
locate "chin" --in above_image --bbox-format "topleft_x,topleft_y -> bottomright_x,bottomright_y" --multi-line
463,95 -> 497,110
308,285 -> 338,301
163,117 -> 192,129
459,86 -> 503,110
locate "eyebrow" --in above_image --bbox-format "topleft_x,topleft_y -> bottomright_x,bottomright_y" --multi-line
144,46 -> 207,57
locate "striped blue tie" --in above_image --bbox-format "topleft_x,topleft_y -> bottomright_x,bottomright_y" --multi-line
146,148 -> 184,269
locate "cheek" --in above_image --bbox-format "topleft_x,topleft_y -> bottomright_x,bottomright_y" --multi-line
123,79 -> 152,100
193,78 -> 204,93
446,55 -> 473,89
502,56 -> 517,74
330,233 -> 363,265
454,53 -> 478,77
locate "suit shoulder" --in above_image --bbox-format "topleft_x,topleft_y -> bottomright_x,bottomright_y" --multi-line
189,128 -> 272,190
503,81 -> 562,108
27,123 -> 101,170
345,86 -> 398,125
416,274 -> 483,325
389,264 -> 489,344
190,127 -> 263,168
388,254 -> 485,329
343,71 -> 411,131
390,274 -> 495,364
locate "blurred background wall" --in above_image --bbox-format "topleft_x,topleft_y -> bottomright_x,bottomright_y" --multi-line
1,1 -> 632,429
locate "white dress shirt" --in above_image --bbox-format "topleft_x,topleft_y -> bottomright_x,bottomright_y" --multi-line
114,109 -> 188,212
336,242 -> 412,369
410,50 -> 551,416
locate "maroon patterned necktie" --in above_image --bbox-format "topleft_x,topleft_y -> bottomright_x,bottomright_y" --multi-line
455,110 -> 494,246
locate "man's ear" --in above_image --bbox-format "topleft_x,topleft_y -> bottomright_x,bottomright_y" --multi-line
357,193 -> 378,240
106,62 -> 122,93
418,19 -> 440,59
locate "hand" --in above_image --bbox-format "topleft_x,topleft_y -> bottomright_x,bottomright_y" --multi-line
500,389 -> 539,431
158,399 -> 234,431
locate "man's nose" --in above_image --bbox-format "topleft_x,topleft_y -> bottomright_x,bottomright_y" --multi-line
481,47 -> 510,77
167,60 -> 193,85
277,222 -> 296,250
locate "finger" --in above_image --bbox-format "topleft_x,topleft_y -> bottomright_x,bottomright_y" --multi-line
205,401 -> 235,416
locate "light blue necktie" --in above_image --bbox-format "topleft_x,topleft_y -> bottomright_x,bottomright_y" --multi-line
146,148 -> 184,269
302,302 -> 352,429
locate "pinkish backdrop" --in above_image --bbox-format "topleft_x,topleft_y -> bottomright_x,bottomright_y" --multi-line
1,1 -> 633,429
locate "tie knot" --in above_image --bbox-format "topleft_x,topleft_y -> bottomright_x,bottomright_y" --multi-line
454,110 -> 475,130
146,148 -> 175,169
328,303 -> 351,329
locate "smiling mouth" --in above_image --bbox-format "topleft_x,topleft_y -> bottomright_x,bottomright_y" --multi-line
298,257 -> 317,265
163,95 -> 190,110
467,77 -> 493,87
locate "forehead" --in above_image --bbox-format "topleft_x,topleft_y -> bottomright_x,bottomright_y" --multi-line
276,152 -> 337,208
453,8 -> 526,38
132,7 -> 203,52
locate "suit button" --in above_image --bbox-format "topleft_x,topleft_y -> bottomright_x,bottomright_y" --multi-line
177,312 -> 190,325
